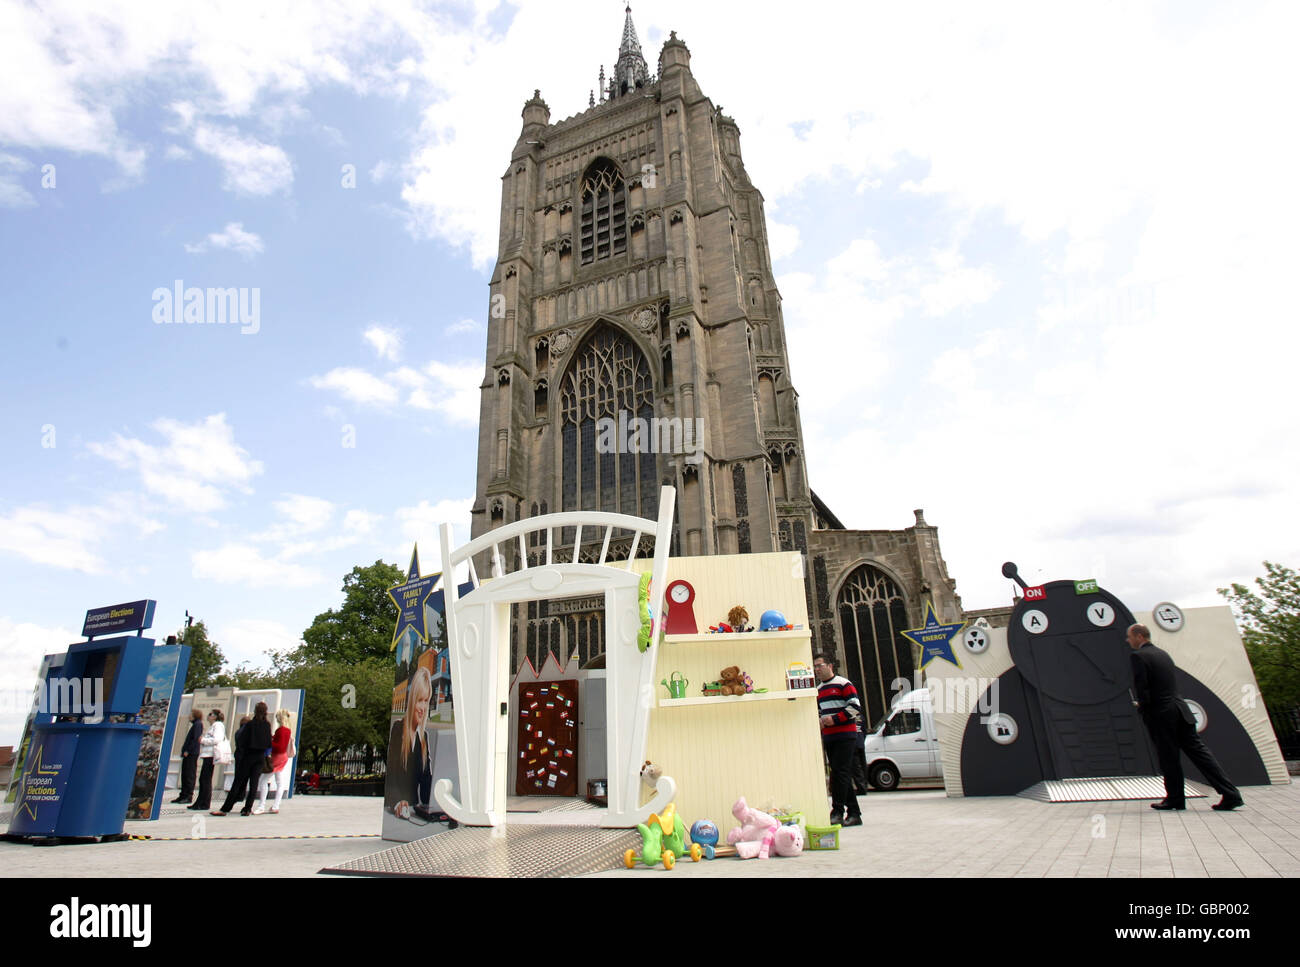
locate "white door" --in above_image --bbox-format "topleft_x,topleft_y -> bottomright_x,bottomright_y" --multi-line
880,707 -> 929,778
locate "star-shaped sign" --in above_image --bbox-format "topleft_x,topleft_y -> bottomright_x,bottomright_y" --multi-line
902,601 -> 967,670
388,545 -> 441,651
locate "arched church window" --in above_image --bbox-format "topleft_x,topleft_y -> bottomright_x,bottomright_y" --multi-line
559,324 -> 657,522
836,564 -> 913,727
580,159 -> 627,265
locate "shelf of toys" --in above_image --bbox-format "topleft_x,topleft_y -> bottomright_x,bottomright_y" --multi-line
637,550 -> 827,832
658,688 -> 818,708
662,629 -> 808,644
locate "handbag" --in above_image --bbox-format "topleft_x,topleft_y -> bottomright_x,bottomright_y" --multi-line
262,755 -> 275,774
217,737 -> 233,765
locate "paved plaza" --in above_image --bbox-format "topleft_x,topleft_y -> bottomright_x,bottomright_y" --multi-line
1,781 -> 1297,878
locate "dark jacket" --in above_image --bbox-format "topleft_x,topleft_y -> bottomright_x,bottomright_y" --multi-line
246,717 -> 273,754
233,721 -> 250,757
182,717 -> 203,755
385,720 -> 432,810
1130,643 -> 1195,726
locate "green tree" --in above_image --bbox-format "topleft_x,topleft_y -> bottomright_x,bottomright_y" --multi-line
179,620 -> 226,691
282,560 -> 404,667
213,664 -> 279,690
1219,561 -> 1300,713
279,660 -> 392,773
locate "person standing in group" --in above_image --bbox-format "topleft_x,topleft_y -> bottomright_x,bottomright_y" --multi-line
814,653 -> 863,827
214,705 -> 272,817
172,708 -> 205,804
1128,623 -> 1244,811
190,709 -> 225,811
254,708 -> 296,815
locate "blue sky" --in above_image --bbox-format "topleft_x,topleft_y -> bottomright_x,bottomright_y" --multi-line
2,0 -> 1298,744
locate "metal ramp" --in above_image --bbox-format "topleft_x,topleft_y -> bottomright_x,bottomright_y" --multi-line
1018,776 -> 1209,803
321,823 -> 637,878
321,798 -> 637,877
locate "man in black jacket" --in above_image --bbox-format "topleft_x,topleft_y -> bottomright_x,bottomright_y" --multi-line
1128,624 -> 1243,811
172,708 -> 204,803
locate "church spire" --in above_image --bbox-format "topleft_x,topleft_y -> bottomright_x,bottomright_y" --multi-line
610,4 -> 650,99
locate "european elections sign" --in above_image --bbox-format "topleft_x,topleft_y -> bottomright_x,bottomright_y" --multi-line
8,731 -> 78,836
82,600 -> 156,638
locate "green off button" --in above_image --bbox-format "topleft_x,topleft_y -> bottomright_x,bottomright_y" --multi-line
1074,579 -> 1099,595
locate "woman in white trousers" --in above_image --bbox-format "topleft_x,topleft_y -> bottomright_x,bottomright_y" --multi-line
254,708 -> 296,814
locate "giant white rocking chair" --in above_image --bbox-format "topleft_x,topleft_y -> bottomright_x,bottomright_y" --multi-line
435,486 -> 677,827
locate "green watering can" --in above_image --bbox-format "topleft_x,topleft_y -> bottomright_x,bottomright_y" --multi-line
660,671 -> 690,699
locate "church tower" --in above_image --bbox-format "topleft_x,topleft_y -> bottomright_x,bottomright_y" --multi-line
471,8 -> 964,725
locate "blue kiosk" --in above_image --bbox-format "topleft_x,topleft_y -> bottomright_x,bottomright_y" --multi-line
9,601 -> 157,841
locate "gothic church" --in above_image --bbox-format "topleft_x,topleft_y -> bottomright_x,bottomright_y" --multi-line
470,8 -> 964,723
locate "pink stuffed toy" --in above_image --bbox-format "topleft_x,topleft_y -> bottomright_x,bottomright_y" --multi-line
726,797 -> 804,859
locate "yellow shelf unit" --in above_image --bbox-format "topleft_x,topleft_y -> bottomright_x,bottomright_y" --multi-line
643,551 -> 827,828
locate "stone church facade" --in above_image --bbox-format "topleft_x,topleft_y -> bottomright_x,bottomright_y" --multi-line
469,8 -> 964,723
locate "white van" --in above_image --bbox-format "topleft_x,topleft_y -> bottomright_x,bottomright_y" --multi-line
862,688 -> 943,790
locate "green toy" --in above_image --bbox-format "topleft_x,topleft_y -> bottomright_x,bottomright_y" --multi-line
623,803 -> 703,869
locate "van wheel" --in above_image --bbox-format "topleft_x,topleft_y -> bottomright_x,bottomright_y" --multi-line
870,762 -> 900,791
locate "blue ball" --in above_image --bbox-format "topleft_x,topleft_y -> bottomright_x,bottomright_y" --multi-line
690,819 -> 719,846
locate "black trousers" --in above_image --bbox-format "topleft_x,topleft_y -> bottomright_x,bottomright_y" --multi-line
194,757 -> 215,809
220,752 -> 264,813
852,732 -> 869,795
1145,708 -> 1240,806
178,753 -> 197,800
824,735 -> 861,821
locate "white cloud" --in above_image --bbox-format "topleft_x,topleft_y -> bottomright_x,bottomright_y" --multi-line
212,618 -> 302,669
765,219 -> 800,263
445,318 -> 482,336
272,494 -> 335,534
423,360 -> 482,425
184,221 -> 264,258
363,325 -> 403,362
191,122 -> 293,195
342,509 -> 381,535
309,367 -> 400,406
309,357 -> 482,425
87,413 -> 263,513
0,617 -> 78,746
393,497 -> 473,562
191,543 -> 324,588
0,152 -> 36,208
0,494 -> 163,574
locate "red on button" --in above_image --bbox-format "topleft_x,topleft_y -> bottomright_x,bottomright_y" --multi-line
1024,586 -> 1047,601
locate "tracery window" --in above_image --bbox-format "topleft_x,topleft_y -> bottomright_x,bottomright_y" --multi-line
559,324 -> 657,520
837,564 -> 913,726
580,159 -> 627,264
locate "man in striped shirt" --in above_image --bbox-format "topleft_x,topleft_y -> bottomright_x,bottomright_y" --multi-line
814,653 -> 863,827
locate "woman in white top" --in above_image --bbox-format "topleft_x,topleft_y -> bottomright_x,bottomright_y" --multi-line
189,709 -> 226,811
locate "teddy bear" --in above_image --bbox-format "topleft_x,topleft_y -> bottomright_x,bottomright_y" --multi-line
726,797 -> 804,859
718,666 -> 747,696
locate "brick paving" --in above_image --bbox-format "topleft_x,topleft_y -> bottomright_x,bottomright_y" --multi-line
2,780 -> 1296,877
